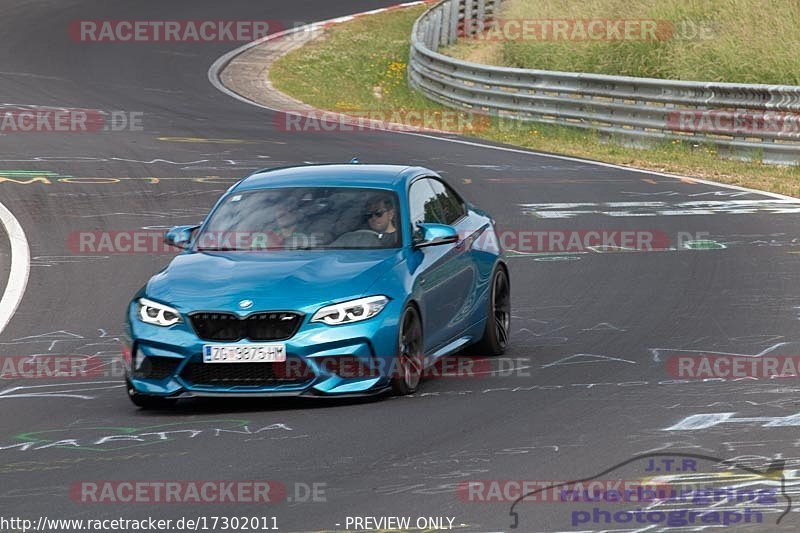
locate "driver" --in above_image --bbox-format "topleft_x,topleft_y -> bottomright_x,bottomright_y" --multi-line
364,193 -> 398,247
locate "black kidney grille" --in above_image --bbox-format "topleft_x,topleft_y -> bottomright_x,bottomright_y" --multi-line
190,313 -> 240,341
182,359 -> 313,387
189,312 -> 303,341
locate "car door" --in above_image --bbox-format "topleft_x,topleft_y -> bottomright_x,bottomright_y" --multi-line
425,178 -> 481,342
408,177 -> 471,355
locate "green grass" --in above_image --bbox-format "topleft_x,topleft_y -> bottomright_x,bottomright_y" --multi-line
270,5 -> 800,197
271,8 -> 437,114
447,0 -> 800,85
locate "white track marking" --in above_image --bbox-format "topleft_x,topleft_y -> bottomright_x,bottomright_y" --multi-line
207,2 -> 800,202
0,201 -> 29,336
0,381 -> 123,400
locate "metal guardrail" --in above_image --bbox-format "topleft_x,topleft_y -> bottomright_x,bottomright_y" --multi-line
408,0 -> 800,165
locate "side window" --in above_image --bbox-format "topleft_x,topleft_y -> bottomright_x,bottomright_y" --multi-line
409,179 -> 444,226
427,179 -> 466,225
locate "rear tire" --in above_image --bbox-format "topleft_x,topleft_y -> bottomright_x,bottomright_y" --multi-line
390,305 -> 425,396
126,378 -> 177,409
474,265 -> 510,356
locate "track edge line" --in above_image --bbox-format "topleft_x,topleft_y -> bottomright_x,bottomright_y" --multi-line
0,201 -> 30,336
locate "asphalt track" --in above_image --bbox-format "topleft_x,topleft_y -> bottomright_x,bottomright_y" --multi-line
1,1 -> 800,531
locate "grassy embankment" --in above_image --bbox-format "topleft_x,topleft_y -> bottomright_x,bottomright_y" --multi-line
270,2 -> 800,196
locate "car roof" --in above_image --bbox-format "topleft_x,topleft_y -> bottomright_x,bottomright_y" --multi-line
234,164 -> 428,191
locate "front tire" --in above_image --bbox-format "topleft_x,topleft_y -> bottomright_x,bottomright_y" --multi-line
474,265 -> 510,356
126,378 -> 177,409
390,305 -> 424,396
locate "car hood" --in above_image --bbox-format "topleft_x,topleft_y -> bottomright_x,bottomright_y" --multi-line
145,249 -> 404,312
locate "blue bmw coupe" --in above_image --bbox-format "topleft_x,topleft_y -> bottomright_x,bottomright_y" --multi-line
124,163 -> 509,407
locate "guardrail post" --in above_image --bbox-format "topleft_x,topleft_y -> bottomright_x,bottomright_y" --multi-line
440,3 -> 451,47
432,9 -> 442,51
423,19 -> 433,49
463,0 -> 473,37
448,0 -> 460,45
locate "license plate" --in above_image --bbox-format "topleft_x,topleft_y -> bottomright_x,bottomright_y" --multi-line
203,344 -> 286,363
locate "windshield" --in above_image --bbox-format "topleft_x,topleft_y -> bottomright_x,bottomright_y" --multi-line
195,187 -> 402,251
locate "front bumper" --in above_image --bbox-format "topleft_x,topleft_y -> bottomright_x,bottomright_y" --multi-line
125,298 -> 402,398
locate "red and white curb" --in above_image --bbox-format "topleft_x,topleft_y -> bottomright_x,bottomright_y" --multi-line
209,0 -> 434,81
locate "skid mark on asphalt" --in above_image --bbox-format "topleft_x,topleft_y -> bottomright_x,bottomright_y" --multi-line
462,176 -> 650,185
0,329 -> 125,390
49,189 -> 225,198
30,255 -> 109,267
541,353 -> 636,369
0,451 -> 189,474
650,343 -> 797,363
158,136 -> 286,145
0,174 -> 240,185
520,199 -> 800,218
503,232 -> 800,261
582,322 -> 627,332
66,207 -> 200,218
514,325 -> 568,344
0,381 -> 124,400
405,379 -> 800,400
0,156 -> 283,172
0,328 -> 121,352
622,189 -> 754,198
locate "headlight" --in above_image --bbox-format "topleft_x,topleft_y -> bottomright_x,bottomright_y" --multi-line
311,296 -> 389,325
137,298 -> 182,327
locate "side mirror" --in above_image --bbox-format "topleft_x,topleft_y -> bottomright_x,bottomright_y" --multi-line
413,223 -> 459,248
164,225 -> 200,250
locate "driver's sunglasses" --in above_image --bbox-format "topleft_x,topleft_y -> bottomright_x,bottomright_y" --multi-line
364,208 -> 388,219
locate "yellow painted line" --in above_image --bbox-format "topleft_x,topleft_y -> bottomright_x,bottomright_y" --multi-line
679,177 -> 698,184
158,136 -> 286,145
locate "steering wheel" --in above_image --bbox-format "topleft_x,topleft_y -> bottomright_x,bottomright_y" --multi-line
348,229 -> 381,237
331,229 -> 383,247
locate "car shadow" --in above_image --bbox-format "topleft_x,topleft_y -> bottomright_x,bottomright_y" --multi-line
132,392 -> 395,416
